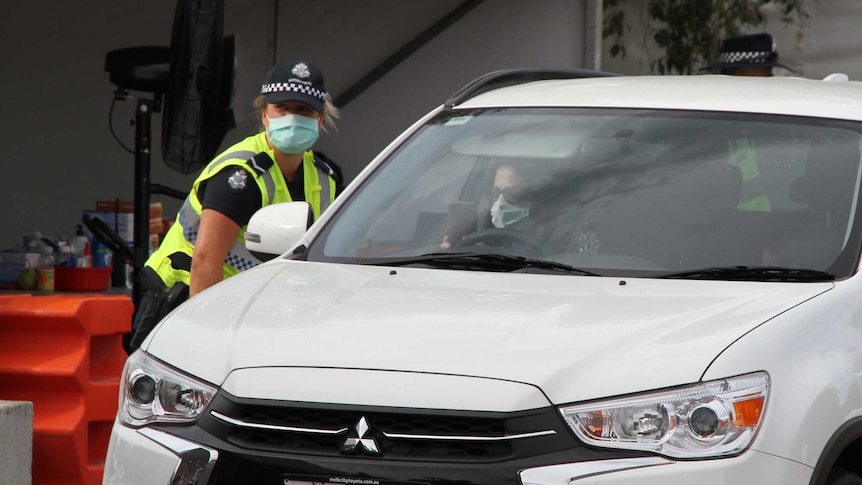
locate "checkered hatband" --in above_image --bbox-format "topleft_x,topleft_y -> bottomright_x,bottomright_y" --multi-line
261,82 -> 327,102
719,50 -> 773,64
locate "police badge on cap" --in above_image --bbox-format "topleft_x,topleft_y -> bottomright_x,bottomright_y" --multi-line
260,60 -> 328,113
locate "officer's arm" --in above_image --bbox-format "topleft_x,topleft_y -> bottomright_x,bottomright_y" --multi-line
190,209 -> 241,296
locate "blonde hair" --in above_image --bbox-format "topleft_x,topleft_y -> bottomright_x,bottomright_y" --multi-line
253,95 -> 340,133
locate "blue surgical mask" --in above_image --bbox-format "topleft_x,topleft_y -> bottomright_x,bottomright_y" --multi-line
267,114 -> 320,153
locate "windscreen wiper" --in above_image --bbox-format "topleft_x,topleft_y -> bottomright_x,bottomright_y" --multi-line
657,266 -> 835,282
362,252 -> 601,276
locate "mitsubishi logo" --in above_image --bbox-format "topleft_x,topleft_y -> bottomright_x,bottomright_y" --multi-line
341,416 -> 380,455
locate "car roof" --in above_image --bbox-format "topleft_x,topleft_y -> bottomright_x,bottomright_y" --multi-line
455,74 -> 862,122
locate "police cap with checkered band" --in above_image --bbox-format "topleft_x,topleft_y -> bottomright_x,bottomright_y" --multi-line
702,33 -> 795,73
261,60 -> 327,113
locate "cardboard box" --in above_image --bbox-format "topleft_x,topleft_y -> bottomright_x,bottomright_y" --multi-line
149,218 -> 164,235
91,201 -> 163,236
96,200 -> 163,220
150,202 -> 163,220
96,200 -> 135,213
82,210 -> 134,244
84,202 -> 165,257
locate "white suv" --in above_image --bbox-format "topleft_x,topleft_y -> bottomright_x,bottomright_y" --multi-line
104,70 -> 862,485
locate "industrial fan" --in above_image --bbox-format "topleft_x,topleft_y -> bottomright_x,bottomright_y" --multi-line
103,0 -> 235,307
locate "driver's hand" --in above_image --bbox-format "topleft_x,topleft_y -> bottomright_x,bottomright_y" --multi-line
441,234 -> 476,249
440,234 -> 452,250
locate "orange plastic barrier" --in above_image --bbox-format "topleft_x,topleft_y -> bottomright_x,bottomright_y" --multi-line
0,293 -> 133,485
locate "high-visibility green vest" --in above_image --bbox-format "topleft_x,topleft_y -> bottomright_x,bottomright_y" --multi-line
728,138 -> 771,212
145,132 -> 337,288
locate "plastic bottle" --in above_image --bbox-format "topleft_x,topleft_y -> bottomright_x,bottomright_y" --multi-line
92,240 -> 112,268
36,246 -> 56,292
25,231 -> 45,277
27,231 -> 43,254
79,241 -> 92,268
71,225 -> 91,267
57,238 -> 72,267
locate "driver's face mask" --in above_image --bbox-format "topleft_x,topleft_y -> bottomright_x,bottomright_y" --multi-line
490,192 -> 531,228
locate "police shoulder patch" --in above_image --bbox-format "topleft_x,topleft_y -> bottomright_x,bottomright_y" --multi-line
227,169 -> 249,192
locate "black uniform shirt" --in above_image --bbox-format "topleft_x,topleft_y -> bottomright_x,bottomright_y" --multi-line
198,164 -> 313,227
198,166 -> 264,227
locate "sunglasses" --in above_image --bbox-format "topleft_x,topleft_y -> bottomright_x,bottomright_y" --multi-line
490,185 -> 525,204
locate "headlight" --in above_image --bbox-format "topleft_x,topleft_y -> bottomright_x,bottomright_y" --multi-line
118,350 -> 217,427
559,372 -> 768,459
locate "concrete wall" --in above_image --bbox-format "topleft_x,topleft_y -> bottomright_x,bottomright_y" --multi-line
0,401 -> 33,485
0,0 -> 176,249
1,0 -> 595,250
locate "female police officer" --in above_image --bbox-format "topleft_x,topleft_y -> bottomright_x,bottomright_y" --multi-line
127,60 -> 343,352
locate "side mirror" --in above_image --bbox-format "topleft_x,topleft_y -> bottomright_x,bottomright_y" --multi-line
245,202 -> 311,258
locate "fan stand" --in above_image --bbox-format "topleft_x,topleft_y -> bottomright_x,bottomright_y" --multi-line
132,96 -> 157,308
105,46 -> 180,309
129,95 -> 187,308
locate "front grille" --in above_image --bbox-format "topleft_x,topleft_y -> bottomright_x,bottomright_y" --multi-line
199,392 -> 571,462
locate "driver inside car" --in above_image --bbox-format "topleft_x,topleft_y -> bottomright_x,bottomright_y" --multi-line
440,163 -> 542,255
488,164 -> 531,229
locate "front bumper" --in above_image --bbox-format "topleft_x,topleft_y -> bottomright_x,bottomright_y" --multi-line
103,420 -> 218,485
103,420 -> 813,485
519,452 -> 812,484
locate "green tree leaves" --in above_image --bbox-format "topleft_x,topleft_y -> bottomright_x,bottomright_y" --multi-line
603,0 -> 808,74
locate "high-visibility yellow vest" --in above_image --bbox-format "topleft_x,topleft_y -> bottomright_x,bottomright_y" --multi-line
145,132 -> 337,288
728,138 -> 771,212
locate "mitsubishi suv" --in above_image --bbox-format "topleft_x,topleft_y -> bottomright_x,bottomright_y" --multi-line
104,70 -> 862,484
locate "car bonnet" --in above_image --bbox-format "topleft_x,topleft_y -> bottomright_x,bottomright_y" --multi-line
145,260 -> 832,405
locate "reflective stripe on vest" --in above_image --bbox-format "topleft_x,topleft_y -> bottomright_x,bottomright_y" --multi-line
204,151 -> 277,205
145,131 -> 338,287
177,151 -> 278,274
176,150 -> 334,274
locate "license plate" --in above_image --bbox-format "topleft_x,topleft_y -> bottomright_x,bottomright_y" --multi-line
282,475 -> 424,485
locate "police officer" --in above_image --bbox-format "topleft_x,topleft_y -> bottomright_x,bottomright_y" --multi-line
702,32 -> 795,77
127,60 -> 343,352
703,33 -> 795,211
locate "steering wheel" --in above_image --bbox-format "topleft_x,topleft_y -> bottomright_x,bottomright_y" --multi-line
454,227 -> 548,255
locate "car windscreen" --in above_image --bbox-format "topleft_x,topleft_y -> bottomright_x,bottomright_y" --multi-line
307,108 -> 862,280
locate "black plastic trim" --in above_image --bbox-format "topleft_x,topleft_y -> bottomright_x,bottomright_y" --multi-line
444,68 -> 623,108
147,391 -> 647,484
155,421 -> 645,485
809,417 -> 862,485
198,392 -> 570,462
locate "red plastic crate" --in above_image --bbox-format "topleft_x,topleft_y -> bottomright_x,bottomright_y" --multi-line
55,267 -> 111,292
